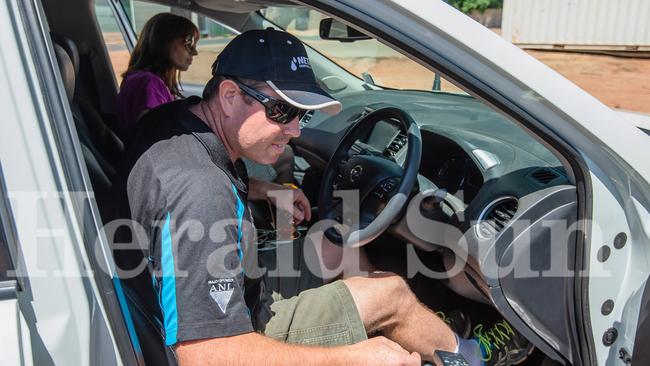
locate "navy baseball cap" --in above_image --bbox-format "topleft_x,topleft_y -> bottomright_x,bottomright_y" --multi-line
211,28 -> 342,115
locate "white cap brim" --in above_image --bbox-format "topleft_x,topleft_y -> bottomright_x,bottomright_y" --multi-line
267,80 -> 343,115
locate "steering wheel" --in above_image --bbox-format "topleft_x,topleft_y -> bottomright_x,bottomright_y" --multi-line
318,106 -> 422,247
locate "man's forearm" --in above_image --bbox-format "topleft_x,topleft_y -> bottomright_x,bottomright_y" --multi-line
175,332 -> 351,365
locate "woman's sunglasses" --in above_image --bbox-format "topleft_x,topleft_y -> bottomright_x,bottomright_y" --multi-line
183,35 -> 197,54
231,78 -> 308,124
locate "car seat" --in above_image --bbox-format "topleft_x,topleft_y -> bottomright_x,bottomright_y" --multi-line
51,34 -> 124,172
53,39 -> 177,366
53,41 -> 113,216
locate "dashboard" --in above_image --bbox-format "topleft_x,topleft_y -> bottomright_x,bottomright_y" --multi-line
353,109 -> 485,204
293,88 -> 579,359
359,118 -> 484,204
296,89 -> 574,232
365,119 -> 402,153
295,88 -> 575,254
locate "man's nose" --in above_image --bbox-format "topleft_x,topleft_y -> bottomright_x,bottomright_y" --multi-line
284,116 -> 301,138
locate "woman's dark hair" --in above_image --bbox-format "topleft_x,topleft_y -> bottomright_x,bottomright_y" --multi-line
122,13 -> 199,97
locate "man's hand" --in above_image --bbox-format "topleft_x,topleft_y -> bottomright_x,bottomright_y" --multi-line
344,336 -> 422,366
248,178 -> 312,224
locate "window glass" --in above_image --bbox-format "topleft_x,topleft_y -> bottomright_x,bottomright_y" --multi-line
94,0 -> 131,84
261,7 -> 466,94
185,17 -> 237,85
120,0 -> 238,85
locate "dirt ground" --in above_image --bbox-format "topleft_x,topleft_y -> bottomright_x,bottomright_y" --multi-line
332,51 -> 650,114
104,32 -> 650,114
526,50 -> 650,113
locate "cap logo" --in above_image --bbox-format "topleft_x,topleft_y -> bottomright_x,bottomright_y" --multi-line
291,56 -> 311,71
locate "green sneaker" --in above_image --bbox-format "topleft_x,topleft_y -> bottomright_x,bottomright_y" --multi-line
473,320 -> 534,366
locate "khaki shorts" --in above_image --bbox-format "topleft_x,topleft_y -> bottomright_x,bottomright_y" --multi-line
258,238 -> 368,346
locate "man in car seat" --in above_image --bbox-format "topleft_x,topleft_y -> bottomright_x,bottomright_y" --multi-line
112,28 -> 531,366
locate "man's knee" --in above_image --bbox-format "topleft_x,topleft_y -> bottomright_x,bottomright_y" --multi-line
342,273 -> 414,331
345,272 -> 411,300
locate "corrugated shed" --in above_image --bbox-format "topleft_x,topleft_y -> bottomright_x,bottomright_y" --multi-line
502,0 -> 650,51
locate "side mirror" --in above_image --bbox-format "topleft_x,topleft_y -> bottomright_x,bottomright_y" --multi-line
319,18 -> 371,42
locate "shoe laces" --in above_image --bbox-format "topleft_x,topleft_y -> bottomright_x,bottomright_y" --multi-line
473,320 -> 515,362
436,311 -> 451,325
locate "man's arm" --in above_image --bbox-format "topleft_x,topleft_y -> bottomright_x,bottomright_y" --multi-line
248,178 -> 312,223
175,332 -> 421,366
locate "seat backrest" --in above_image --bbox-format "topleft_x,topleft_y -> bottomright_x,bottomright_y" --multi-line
53,34 -> 124,169
53,43 -> 75,102
51,33 -> 79,76
53,40 -> 114,217
54,37 -> 177,366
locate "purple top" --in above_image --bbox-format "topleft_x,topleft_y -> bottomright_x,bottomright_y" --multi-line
117,70 -> 174,140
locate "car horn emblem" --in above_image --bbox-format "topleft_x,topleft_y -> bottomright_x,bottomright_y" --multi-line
350,165 -> 363,183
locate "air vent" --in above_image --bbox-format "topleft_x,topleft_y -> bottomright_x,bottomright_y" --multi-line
349,107 -> 374,123
529,167 -> 559,185
476,197 -> 518,239
299,110 -> 315,128
384,132 -> 408,158
350,143 -> 363,154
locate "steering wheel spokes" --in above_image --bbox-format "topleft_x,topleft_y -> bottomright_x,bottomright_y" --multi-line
318,106 -> 422,247
372,177 -> 399,199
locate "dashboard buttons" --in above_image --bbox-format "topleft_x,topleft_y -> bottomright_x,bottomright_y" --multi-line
383,132 -> 408,158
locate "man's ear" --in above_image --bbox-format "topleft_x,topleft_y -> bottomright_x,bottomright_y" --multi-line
217,79 -> 239,117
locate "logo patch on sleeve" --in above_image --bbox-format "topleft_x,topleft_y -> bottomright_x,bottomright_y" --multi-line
208,279 -> 235,314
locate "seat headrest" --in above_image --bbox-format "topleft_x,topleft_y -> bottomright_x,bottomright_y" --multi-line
51,33 -> 80,75
53,43 -> 75,102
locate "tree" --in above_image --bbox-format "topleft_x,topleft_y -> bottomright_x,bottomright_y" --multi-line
448,0 -> 502,13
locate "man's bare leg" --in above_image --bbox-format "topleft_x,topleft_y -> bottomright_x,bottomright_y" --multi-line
343,272 -> 457,362
307,234 -> 375,282
304,233 -> 457,361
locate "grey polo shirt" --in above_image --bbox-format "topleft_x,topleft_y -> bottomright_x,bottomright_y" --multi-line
112,97 -> 270,346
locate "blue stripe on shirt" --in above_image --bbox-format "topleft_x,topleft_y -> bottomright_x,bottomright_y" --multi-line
232,184 -> 245,265
160,212 -> 178,346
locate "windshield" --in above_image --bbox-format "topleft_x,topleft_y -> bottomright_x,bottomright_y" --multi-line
260,7 -> 466,95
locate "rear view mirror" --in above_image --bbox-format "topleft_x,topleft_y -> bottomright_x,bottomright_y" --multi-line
319,18 -> 371,42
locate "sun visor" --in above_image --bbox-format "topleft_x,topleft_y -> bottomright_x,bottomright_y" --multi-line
194,0 -> 295,13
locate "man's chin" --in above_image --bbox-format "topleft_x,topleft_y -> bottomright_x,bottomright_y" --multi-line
250,153 -> 280,166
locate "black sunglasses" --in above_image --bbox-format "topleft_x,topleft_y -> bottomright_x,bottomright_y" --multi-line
230,78 -> 307,124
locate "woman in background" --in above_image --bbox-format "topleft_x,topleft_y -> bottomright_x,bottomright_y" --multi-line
116,12 -> 199,140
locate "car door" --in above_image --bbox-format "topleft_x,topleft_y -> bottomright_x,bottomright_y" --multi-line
1,0 -> 142,364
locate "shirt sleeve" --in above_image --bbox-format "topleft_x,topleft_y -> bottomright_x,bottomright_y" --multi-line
145,162 -> 255,345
